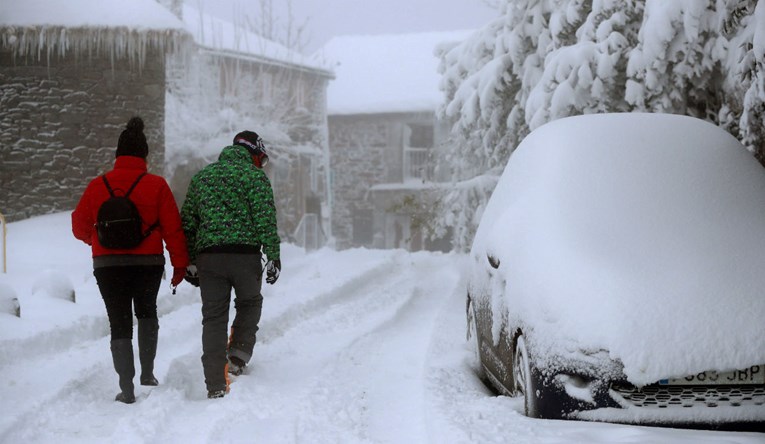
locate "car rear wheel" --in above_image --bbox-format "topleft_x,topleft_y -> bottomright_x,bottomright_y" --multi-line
513,334 -> 539,417
466,298 -> 483,375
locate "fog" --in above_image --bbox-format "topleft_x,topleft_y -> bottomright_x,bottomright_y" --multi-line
193,0 -> 497,53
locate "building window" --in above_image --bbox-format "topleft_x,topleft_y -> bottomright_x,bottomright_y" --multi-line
403,123 -> 433,182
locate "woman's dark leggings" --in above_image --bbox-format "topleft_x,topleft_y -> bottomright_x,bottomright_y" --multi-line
94,265 -> 164,340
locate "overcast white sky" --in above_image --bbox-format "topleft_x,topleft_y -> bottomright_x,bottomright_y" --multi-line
192,0 -> 498,53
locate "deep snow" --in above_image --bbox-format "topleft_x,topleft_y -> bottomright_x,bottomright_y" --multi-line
0,213 -> 762,443
469,114 -> 765,391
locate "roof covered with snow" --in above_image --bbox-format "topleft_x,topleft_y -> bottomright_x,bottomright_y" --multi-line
0,0 -> 185,31
0,1 -> 331,76
0,0 -> 188,62
316,30 -> 473,115
182,4 -> 333,76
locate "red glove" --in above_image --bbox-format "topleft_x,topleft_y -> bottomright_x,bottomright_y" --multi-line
171,267 -> 185,287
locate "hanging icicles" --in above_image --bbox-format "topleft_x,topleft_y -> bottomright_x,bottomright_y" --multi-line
1,25 -> 191,71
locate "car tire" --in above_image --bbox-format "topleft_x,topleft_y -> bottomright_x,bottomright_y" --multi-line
466,297 -> 483,376
513,334 -> 539,417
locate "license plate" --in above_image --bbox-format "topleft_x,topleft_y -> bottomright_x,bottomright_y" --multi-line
659,365 -> 765,385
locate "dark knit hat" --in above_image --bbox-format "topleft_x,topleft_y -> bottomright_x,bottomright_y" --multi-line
116,116 -> 149,158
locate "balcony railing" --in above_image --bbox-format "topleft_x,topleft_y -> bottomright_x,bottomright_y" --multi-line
403,147 -> 431,182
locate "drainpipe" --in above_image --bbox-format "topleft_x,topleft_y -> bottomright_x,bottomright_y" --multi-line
320,86 -> 333,244
0,211 -> 6,273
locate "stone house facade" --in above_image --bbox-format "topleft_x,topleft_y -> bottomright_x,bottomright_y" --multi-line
320,32 -> 470,251
0,2 -> 186,222
329,111 -> 452,251
165,4 -> 334,248
1,0 -> 334,253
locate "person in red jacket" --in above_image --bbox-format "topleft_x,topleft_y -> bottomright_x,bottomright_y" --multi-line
72,116 -> 189,404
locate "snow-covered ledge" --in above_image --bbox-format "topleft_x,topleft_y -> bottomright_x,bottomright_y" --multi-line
1,26 -> 189,68
0,0 -> 190,67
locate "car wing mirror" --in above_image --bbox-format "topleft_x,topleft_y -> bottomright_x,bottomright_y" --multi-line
487,254 -> 500,269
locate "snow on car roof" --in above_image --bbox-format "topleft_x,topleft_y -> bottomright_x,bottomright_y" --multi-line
471,112 -> 765,386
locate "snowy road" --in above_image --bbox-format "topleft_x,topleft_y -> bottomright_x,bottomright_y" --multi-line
0,213 -> 763,443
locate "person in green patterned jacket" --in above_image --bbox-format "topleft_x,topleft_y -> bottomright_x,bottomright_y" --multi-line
180,130 -> 281,399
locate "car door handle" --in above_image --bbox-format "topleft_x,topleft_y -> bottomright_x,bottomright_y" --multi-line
487,254 -> 500,269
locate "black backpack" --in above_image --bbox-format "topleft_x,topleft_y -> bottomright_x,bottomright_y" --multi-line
96,173 -> 158,249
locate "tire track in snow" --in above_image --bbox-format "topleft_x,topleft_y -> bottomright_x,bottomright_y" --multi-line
138,252 -> 432,443
0,250 -> 390,433
0,251 -> 403,442
256,252 -> 401,345
284,253 -> 460,444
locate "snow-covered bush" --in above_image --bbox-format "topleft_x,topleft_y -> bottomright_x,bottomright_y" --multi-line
436,0 -> 765,251
0,282 -> 20,317
718,0 -> 765,164
31,270 -> 75,303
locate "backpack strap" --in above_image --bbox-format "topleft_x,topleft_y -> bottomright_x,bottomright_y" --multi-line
144,220 -> 160,239
101,172 -> 146,198
101,175 -> 116,197
125,173 -> 157,237
125,172 -> 147,198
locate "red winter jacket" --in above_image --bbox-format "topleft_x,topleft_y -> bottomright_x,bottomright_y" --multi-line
72,156 -> 189,268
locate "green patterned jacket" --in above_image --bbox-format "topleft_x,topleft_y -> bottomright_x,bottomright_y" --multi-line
181,145 -> 280,262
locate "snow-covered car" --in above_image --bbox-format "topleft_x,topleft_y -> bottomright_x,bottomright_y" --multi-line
466,113 -> 765,427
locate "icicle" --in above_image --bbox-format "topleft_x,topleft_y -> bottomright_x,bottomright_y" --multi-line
3,25 -> 189,74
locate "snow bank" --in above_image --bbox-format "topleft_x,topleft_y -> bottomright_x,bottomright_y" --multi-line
471,113 -> 765,385
31,270 -> 75,303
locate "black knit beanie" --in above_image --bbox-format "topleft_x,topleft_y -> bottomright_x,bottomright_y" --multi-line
116,116 -> 149,158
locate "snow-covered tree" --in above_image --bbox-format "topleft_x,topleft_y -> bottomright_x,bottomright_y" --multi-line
527,0 -> 643,128
436,0 -> 765,251
436,1 -> 557,249
717,0 -> 765,163
626,0 -> 721,118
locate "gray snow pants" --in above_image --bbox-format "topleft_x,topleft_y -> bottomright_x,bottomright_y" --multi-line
197,252 -> 264,392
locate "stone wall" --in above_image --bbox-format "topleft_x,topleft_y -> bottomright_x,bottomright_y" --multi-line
329,111 -> 456,250
328,113 -> 401,249
0,49 -> 166,222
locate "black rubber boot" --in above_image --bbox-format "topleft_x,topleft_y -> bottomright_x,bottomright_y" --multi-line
138,318 -> 159,386
110,339 -> 136,404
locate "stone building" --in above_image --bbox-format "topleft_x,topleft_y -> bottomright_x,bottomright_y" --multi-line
166,4 -> 334,249
0,0 -> 334,252
0,0 -> 187,222
318,31 -> 471,251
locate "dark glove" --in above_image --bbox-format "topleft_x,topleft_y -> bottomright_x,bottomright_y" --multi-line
171,267 -> 185,287
266,259 -> 281,285
184,265 -> 200,287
